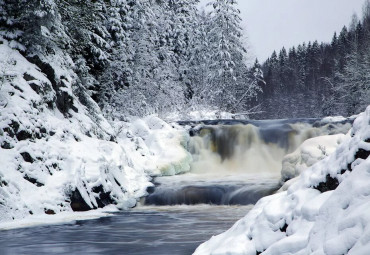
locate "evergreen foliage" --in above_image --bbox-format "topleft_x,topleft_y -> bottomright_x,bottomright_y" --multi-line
257,0 -> 370,119
0,0 -> 262,119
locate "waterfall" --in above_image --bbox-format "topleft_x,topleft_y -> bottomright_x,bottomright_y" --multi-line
144,118 -> 352,206
187,119 -> 352,175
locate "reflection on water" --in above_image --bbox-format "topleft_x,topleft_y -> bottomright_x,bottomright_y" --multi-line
0,205 -> 252,255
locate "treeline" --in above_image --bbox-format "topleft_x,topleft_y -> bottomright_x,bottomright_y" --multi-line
0,0 -> 262,119
256,1 -> 370,119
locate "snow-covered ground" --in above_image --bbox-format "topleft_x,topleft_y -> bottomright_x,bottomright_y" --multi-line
164,108 -> 235,122
194,106 -> 370,255
0,40 -> 191,227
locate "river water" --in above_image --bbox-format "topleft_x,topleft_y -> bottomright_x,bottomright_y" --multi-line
0,204 -> 253,255
0,118 -> 352,255
0,174 -> 280,255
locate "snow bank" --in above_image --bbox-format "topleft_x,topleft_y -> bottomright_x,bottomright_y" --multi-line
0,40 -> 191,226
281,134 -> 349,182
194,105 -> 370,255
163,108 -> 235,122
116,116 -> 191,176
0,206 -> 118,231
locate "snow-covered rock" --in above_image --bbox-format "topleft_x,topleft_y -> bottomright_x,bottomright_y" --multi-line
194,105 -> 370,255
111,116 -> 191,177
280,134 -> 349,182
0,40 -> 191,225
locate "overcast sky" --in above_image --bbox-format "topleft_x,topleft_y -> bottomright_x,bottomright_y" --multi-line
199,0 -> 366,61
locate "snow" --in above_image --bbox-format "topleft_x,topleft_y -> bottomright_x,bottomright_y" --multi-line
163,108 -> 235,122
0,205 -> 118,231
112,116 -> 192,177
281,133 -> 349,182
0,40 -> 191,227
320,114 -> 358,125
0,33 -> 367,255
194,105 -> 370,255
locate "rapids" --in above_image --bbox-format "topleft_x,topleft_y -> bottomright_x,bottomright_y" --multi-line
0,118 -> 353,255
143,118 -> 352,208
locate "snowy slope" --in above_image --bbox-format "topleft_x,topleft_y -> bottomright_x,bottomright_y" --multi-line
194,106 -> 370,255
0,40 -> 191,225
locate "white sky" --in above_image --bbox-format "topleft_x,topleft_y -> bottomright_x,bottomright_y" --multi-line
199,0 -> 366,61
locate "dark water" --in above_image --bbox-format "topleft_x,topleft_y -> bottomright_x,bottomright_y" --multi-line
145,176 -> 280,206
0,205 -> 251,255
0,175 -> 278,255
0,117 -> 351,255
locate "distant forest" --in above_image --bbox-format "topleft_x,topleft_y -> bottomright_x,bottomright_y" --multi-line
255,0 -> 370,119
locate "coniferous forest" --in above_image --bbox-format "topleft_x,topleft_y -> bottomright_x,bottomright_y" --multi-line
0,0 -> 264,120
1,0 -> 369,120
256,1 -> 370,119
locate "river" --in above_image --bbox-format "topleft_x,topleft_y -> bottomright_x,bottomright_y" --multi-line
0,174 -> 280,255
0,204 -> 252,255
0,118 -> 352,254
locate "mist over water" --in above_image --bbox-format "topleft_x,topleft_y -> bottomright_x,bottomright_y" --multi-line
145,118 -> 352,207
187,119 -> 351,176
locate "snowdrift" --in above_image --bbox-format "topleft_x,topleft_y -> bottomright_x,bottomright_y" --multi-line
280,134 -> 349,183
0,40 -> 191,225
194,106 -> 370,255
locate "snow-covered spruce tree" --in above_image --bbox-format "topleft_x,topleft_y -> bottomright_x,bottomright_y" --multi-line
149,0 -> 185,116
57,0 -> 112,98
0,0 -> 27,51
0,0 -> 65,54
114,0 -> 157,117
205,0 -> 248,111
165,0 -> 200,102
322,1 -> 370,116
98,0 -> 134,120
99,0 -> 202,118
188,10 -> 212,107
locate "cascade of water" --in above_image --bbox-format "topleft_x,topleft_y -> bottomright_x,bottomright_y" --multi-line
187,119 -> 352,175
144,118 -> 352,206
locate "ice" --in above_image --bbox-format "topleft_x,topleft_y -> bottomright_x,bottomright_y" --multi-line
0,206 -> 118,231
